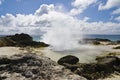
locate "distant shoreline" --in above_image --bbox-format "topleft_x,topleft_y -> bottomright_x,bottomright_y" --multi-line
1,34 -> 120,41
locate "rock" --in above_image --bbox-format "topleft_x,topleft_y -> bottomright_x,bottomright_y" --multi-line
92,41 -> 100,45
58,55 -> 79,65
113,46 -> 120,49
60,56 -> 120,80
94,38 -> 111,42
8,33 -> 33,43
23,71 -> 33,78
0,33 -> 49,47
81,38 -> 111,45
96,56 -> 120,66
108,40 -> 120,45
0,37 -> 16,47
0,53 -> 86,80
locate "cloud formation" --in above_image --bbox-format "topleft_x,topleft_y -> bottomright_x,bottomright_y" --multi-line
35,4 -> 54,16
0,4 -> 120,35
99,0 -> 120,10
115,16 -> 120,22
112,8 -> 120,14
70,0 -> 97,16
0,4 -> 120,50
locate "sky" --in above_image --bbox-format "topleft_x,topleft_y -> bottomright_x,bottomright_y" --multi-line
0,0 -> 120,35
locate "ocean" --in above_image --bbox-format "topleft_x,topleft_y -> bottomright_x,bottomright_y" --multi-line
84,34 -> 120,41
0,34 -> 120,63
31,34 -> 120,41
0,34 -> 120,41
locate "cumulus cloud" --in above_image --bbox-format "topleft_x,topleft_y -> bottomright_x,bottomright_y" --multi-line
99,0 -> 120,10
115,16 -> 120,22
112,8 -> 120,14
70,0 -> 97,16
83,17 -> 90,22
0,4 -> 120,50
35,4 -> 54,16
0,4 -> 120,35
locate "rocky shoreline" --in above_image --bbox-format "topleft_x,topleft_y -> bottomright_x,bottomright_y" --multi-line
0,53 -> 86,80
57,55 -> 120,80
0,33 -> 49,47
0,34 -> 120,80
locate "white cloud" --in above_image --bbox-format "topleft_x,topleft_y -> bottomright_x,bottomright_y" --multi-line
112,8 -> 120,14
0,4 -> 120,50
115,16 -> 120,22
99,0 -> 120,10
35,4 -> 54,16
83,17 -> 90,22
70,0 -> 97,16
0,4 -> 120,35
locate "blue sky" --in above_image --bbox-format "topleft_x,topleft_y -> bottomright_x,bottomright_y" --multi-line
0,0 -> 119,22
0,0 -> 120,35
0,0 -> 71,15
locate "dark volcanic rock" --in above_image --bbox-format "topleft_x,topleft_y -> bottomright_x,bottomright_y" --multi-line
78,56 -> 120,80
0,53 -> 86,80
0,37 -> 16,47
94,38 -> 111,42
58,55 -> 79,65
108,40 -> 120,45
113,46 -> 120,49
59,55 -> 120,80
81,38 -> 111,45
96,56 -> 120,66
0,33 -> 49,47
8,33 -> 33,43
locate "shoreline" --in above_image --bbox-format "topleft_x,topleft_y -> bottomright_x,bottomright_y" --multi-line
0,34 -> 120,80
0,43 -> 120,62
0,43 -> 120,80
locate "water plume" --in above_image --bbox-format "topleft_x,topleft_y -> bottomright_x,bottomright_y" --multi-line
40,13 -> 83,51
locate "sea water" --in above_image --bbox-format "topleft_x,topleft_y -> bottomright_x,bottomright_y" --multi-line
84,34 -> 120,41
0,34 -> 119,63
32,34 -> 120,42
0,34 -> 119,41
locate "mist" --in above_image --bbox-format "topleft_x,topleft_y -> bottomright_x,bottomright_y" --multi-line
40,12 -> 83,51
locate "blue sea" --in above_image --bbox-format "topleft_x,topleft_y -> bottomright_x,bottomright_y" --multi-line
32,35 -> 120,41
84,34 -> 120,41
0,34 -> 120,41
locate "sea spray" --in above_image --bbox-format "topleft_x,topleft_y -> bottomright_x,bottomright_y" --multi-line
40,13 -> 84,51
40,24 -> 83,51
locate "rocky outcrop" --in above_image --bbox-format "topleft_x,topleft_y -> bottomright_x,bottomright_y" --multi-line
58,55 -> 120,80
80,38 -> 111,45
0,33 -> 49,47
0,53 -> 86,80
58,55 -> 79,65
108,40 -> 120,45
113,46 -> 120,49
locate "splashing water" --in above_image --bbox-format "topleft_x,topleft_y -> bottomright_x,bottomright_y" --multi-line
40,23 -> 83,51
40,13 -> 84,51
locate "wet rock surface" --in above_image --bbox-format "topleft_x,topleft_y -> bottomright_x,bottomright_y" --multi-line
80,38 -> 111,45
58,55 -> 79,65
113,46 -> 120,49
0,53 -> 86,80
0,33 -> 49,47
58,55 -> 120,80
